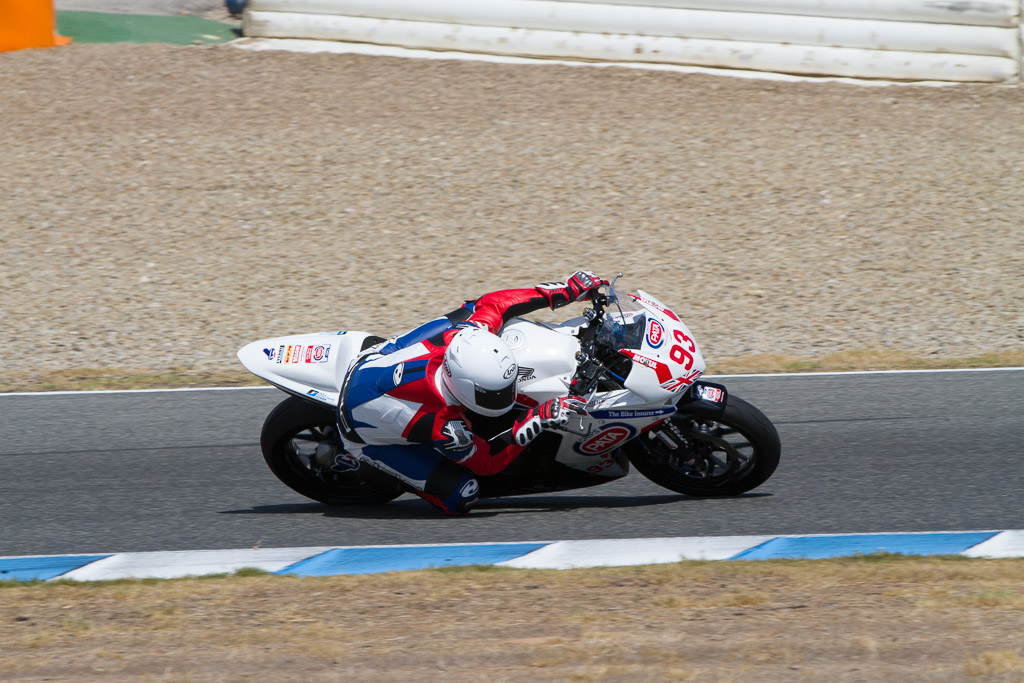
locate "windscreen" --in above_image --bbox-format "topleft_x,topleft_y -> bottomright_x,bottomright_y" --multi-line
596,293 -> 647,352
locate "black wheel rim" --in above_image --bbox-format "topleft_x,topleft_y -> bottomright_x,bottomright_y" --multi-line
649,417 -> 757,488
281,423 -> 386,496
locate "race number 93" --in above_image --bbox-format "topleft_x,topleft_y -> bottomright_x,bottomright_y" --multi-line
670,329 -> 696,369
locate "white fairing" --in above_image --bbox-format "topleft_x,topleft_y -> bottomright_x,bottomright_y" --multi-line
502,291 -> 707,479
499,319 -> 581,404
619,290 -> 706,403
236,330 -> 374,406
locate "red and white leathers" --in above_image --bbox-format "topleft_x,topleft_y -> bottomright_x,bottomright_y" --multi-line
336,275 -> 603,514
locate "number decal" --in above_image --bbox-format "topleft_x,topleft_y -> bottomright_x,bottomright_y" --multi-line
587,457 -> 616,474
667,328 -> 695,369
673,328 -> 696,352
669,344 -> 694,369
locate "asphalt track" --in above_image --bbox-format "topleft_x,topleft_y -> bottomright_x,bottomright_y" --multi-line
1,369 -> 1022,558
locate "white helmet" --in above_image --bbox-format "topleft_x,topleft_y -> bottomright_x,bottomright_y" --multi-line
441,327 -> 518,417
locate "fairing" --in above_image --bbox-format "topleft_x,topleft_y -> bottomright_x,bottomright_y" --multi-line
499,318 -> 581,405
236,330 -> 374,406
617,290 -> 706,403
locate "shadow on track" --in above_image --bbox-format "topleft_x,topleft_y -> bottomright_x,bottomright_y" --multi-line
220,492 -> 771,519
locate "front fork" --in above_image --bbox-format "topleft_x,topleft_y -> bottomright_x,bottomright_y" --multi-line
639,380 -> 729,455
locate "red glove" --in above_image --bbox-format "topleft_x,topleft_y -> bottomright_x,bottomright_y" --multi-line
513,396 -> 587,446
537,271 -> 609,309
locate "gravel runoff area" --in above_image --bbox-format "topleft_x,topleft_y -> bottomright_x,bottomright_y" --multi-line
1,43 -> 1022,389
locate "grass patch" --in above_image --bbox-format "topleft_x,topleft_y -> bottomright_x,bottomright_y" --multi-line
705,348 -> 1024,375
2,557 -> 1021,680
964,650 -> 1024,677
0,368 -> 264,393
434,564 -> 506,574
233,567 -> 270,577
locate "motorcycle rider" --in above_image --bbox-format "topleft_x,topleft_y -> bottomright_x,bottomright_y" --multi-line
333,271 -> 609,514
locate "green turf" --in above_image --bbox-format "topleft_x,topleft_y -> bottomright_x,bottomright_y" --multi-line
56,11 -> 237,45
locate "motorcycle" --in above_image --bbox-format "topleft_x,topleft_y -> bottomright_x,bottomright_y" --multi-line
237,275 -> 781,507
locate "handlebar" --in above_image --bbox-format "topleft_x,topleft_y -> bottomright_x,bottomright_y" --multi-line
570,291 -> 609,399
569,273 -> 624,398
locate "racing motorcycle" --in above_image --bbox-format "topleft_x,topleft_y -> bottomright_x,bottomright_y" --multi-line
237,276 -> 781,507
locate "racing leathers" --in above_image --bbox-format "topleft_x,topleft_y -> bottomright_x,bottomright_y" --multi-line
335,273 -> 604,514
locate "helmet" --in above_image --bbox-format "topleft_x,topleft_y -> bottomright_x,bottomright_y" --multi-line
441,327 -> 518,416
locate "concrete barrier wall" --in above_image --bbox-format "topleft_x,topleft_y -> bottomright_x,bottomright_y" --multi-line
243,0 -> 1024,82
532,0 -> 1022,26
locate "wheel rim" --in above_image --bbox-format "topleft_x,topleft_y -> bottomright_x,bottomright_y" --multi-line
281,424 -> 385,495
650,417 -> 756,487
287,425 -> 330,471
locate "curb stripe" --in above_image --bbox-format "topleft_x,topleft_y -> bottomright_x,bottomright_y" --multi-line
59,547 -> 336,581
2,532 -> 1022,582
279,543 -> 549,576
729,532 -> 998,560
0,555 -> 112,581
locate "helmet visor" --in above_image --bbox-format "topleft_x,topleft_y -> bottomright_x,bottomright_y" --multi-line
473,382 -> 516,412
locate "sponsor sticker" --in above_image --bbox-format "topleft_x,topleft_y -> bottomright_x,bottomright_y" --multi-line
291,345 -> 302,364
628,293 -> 680,322
517,366 -> 536,383
330,452 -> 360,473
459,479 -> 480,499
573,422 -> 637,455
305,389 -> 337,405
262,347 -> 275,361
276,345 -> 285,364
647,319 -> 665,348
588,407 -> 676,420
502,329 -> 525,350
284,345 -> 293,364
621,350 -> 673,383
305,346 -> 313,363
696,384 -> 725,403
311,345 -> 329,362
503,364 -> 517,381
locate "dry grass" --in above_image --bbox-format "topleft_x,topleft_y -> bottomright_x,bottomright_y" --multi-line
705,348 -> 1024,375
0,368 -> 264,393
2,556 -> 1023,681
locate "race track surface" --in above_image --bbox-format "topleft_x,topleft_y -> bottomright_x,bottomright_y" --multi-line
1,370 -> 1022,557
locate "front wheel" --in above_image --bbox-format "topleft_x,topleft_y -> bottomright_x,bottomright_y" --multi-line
260,396 -> 405,505
626,396 -> 780,497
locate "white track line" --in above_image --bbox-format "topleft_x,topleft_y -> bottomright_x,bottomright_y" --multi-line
708,367 -> 1024,379
1,367 -> 1021,397
0,386 -> 275,397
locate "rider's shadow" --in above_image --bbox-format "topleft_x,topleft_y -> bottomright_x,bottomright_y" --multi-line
221,493 -> 771,519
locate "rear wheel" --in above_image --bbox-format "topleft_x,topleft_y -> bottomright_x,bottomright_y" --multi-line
627,396 -> 780,497
260,396 -> 405,505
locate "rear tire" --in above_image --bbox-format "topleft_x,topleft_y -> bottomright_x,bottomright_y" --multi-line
260,396 -> 405,505
627,396 -> 780,497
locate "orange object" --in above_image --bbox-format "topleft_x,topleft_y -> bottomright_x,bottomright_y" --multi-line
0,0 -> 70,52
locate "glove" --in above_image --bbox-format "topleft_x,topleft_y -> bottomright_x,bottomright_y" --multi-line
513,396 -> 587,446
537,271 -> 609,309
566,271 -> 609,301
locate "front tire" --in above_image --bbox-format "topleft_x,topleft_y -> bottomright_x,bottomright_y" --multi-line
260,396 -> 405,505
627,396 -> 780,497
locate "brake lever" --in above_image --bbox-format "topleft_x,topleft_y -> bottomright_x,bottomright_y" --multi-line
555,417 -> 592,437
